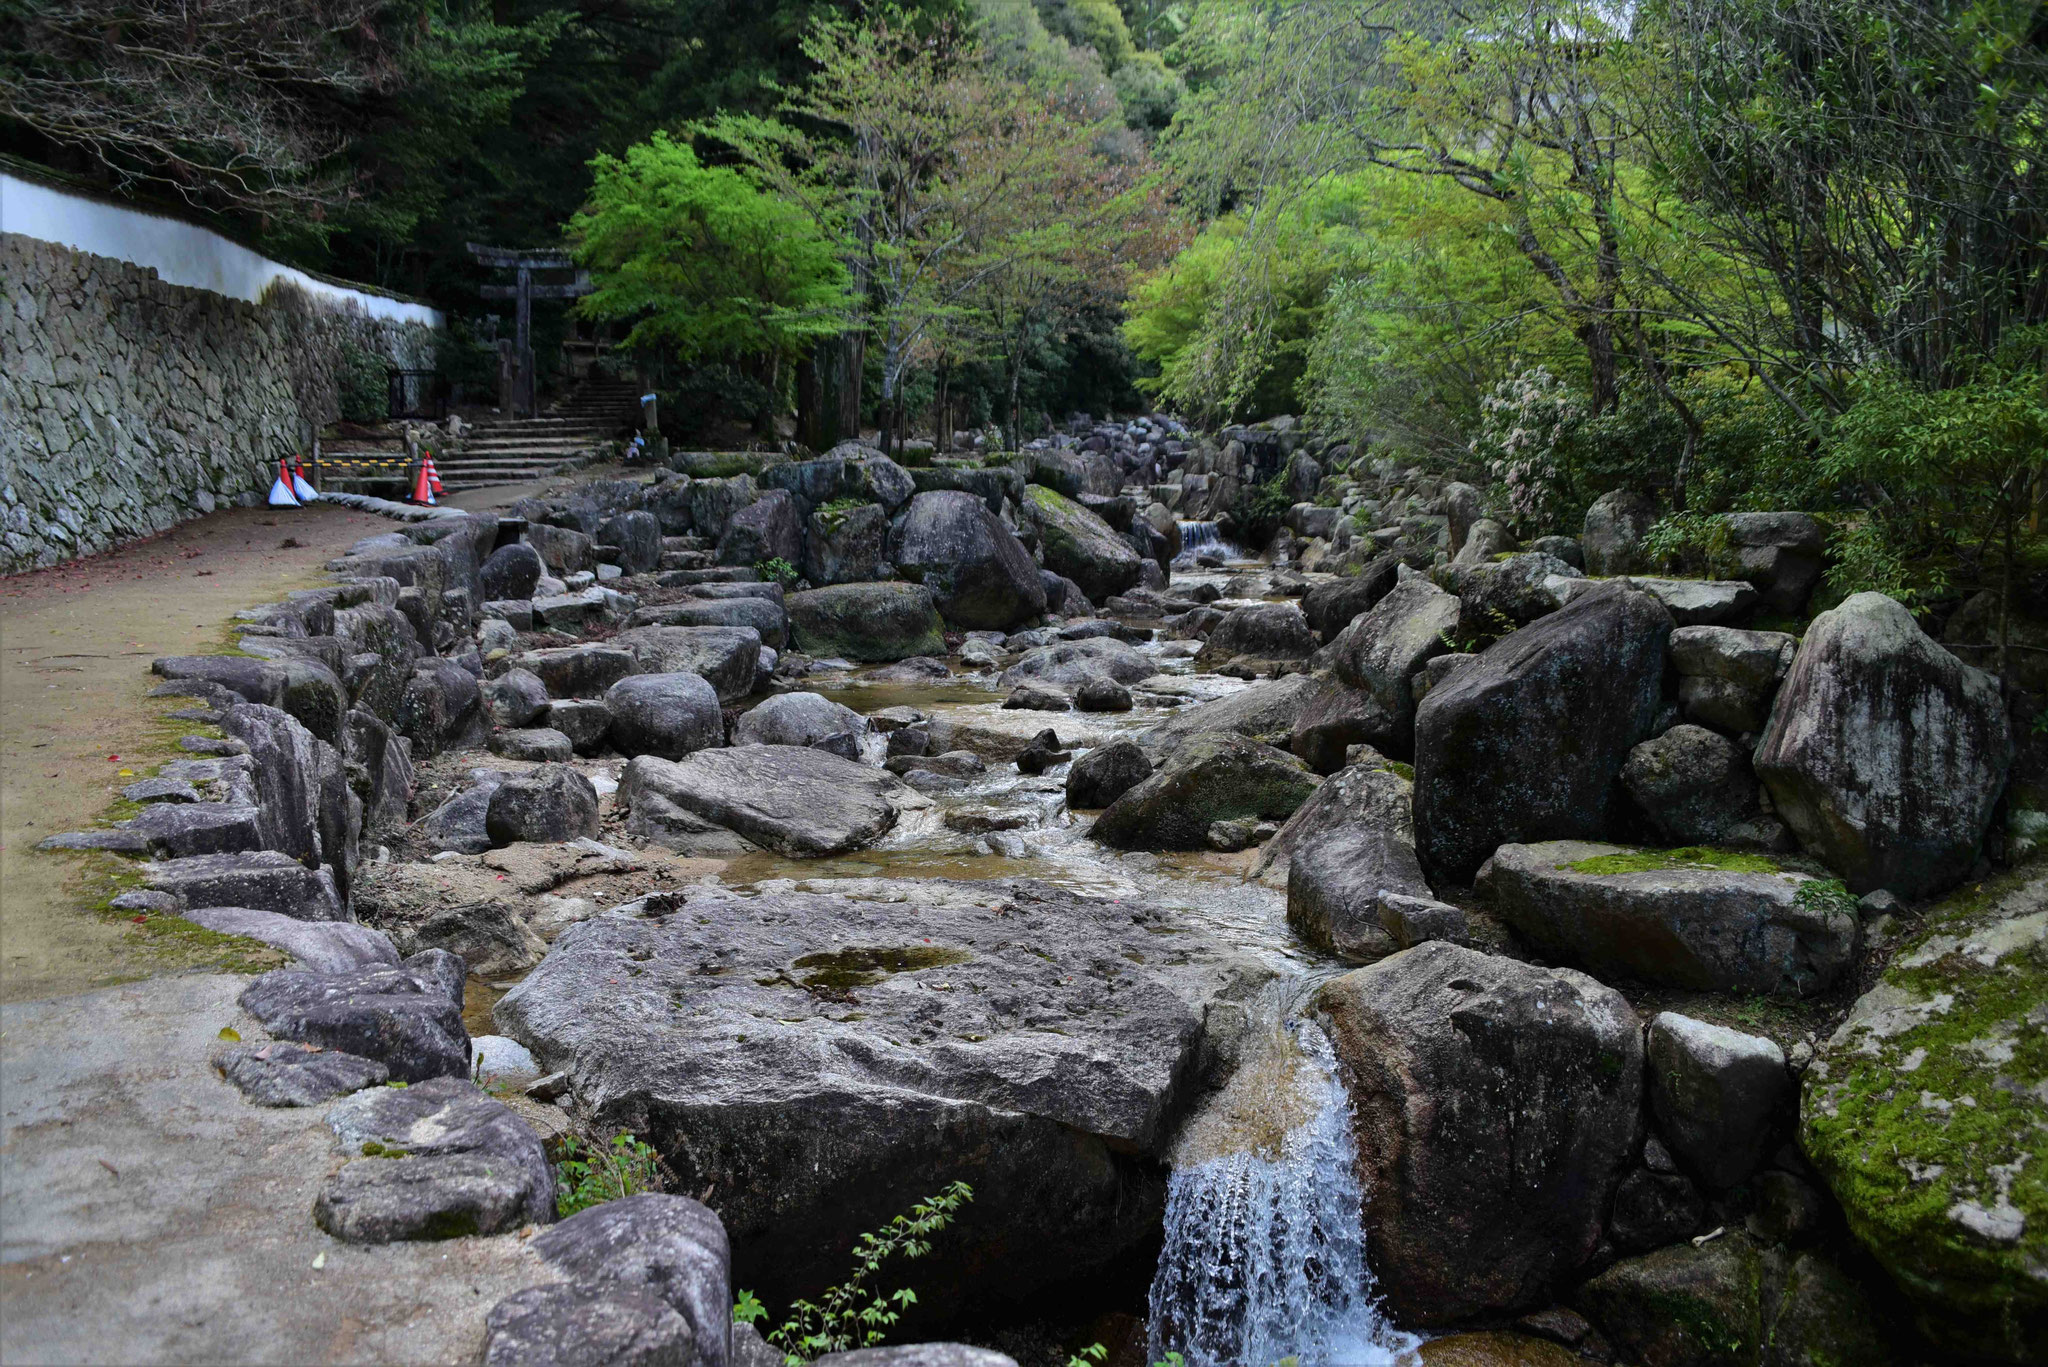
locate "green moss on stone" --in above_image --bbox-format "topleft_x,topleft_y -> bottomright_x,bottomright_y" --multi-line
792,945 -> 972,991
1564,846 -> 1783,876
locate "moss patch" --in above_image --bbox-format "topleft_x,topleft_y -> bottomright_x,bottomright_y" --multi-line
1564,845 -> 1783,876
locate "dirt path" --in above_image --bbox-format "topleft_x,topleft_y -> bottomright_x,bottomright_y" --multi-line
0,503 -> 393,1002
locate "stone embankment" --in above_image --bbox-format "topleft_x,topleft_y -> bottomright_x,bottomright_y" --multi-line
26,419 -> 2044,1365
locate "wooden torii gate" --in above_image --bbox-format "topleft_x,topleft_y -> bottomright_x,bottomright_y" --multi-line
467,243 -> 593,417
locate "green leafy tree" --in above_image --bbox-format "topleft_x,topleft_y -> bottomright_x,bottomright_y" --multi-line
572,132 -> 850,367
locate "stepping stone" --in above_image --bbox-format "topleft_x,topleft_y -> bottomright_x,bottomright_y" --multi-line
180,905 -> 399,973
215,1042 -> 388,1106
143,851 -> 344,921
239,950 -> 468,1082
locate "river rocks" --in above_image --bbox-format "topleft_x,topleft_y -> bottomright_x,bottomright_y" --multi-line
620,746 -> 916,856
612,626 -> 760,704
521,1193 -> 733,1367
598,510 -> 663,575
625,598 -> 789,651
479,542 -> 545,601
999,638 -> 1157,689
1279,761 -> 1429,959
1093,735 -> 1320,851
1646,1012 -> 1791,1189
482,1283 -> 695,1367
1576,1235 -> 1891,1367
1300,575 -> 1460,763
803,503 -> 891,586
1003,683 -> 1070,712
1754,592 -> 2011,898
1074,677 -> 1132,712
786,583 -> 947,662
484,668 -> 551,728
1414,582 -> 1673,882
495,879 -> 1253,1309
1477,841 -> 1857,997
485,764 -> 602,846
1723,511 -> 1825,615
1317,942 -> 1643,1325
1195,603 -> 1316,668
1668,625 -> 1796,734
513,645 -> 640,699
1581,490 -> 1657,576
143,850 -> 345,921
1800,870 -> 2047,1361
1622,725 -> 1760,844
239,952 -> 469,1082
399,659 -> 486,755
1025,486 -> 1144,601
733,692 -> 866,753
1301,555 -> 1405,639
1065,740 -> 1153,808
888,491 -> 1046,630
606,673 -> 724,760
215,1042 -> 389,1107
716,490 -> 802,569
1142,673 -> 1325,758
316,1077 -> 553,1243
491,727 -> 575,762
527,522 -> 593,575
417,770 -> 511,853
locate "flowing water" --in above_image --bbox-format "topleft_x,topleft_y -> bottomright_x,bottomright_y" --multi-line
1175,520 -> 1249,567
1147,1020 -> 1420,1367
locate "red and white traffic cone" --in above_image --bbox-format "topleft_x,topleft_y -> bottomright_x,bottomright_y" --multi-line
408,459 -> 436,506
422,450 -> 445,496
268,458 -> 301,508
290,457 -> 319,503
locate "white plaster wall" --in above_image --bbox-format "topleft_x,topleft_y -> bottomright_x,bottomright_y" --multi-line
0,171 -> 441,326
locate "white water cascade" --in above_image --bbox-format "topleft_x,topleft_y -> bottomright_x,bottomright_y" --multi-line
1147,1022 -> 1419,1367
1175,520 -> 1246,566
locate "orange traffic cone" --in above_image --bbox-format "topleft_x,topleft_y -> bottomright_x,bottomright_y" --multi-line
268,458 -> 301,508
290,457 -> 318,503
423,450 -> 445,496
409,459 -> 436,506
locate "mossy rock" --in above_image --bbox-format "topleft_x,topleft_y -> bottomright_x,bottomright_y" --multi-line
1024,485 -> 1142,602
1801,868 -> 2048,1361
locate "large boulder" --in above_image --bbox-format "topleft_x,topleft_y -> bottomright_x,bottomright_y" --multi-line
1800,870 -> 2048,1361
716,490 -> 803,569
511,645 -> 640,699
998,638 -> 1157,690
1092,735 -> 1319,851
618,746 -> 917,857
1195,603 -> 1316,667
485,764 -> 601,846
597,510 -> 663,576
1140,674 -> 1325,759
888,491 -> 1045,630
399,659 -> 486,756
764,448 -> 916,513
1317,942 -> 1643,1325
1282,762 -> 1430,960
1754,592 -> 2011,898
1025,486 -> 1144,602
1669,624 -> 1796,735
786,583 -> 947,663
143,850 -> 344,922
1297,575 -> 1459,764
804,503 -> 891,586
1576,1236 -> 1893,1367
1414,582 -> 1673,882
1300,552 -> 1415,639
1621,724 -> 1761,844
1065,740 -> 1153,809
605,672 -> 724,760
416,770 -> 511,854
495,879 -> 1255,1310
240,951 -> 469,1083
733,692 -> 867,753
611,626 -> 761,705
1646,1012 -> 1791,1190
1476,841 -> 1857,997
688,475 -> 758,544
1722,511 -> 1825,615
483,668 -> 550,729
478,542 -> 544,601
1581,490 -> 1658,576
315,1077 -> 553,1243
1440,552 -> 1580,636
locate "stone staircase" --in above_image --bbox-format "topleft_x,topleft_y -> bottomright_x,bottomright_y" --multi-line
435,377 -> 644,490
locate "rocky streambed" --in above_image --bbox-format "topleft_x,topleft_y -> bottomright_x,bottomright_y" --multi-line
39,442 -> 2044,1367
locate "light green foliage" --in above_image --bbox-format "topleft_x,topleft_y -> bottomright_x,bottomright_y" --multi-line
755,558 -> 800,586
1794,877 -> 1858,920
1035,0 -> 1138,71
573,133 -> 850,362
554,1132 -> 663,1218
335,340 -> 389,424
732,1181 -> 974,1363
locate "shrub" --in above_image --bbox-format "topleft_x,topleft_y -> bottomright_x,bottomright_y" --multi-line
335,339 -> 389,424
554,1132 -> 663,1218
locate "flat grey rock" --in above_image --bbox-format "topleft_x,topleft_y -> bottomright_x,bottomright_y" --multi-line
483,1283 -> 696,1367
215,1042 -> 388,1106
530,1195 -> 731,1364
239,951 -> 469,1082
143,852 -> 345,922
181,905 -> 399,973
620,746 -> 919,857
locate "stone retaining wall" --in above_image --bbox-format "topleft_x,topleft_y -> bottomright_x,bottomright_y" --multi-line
0,232 -> 437,572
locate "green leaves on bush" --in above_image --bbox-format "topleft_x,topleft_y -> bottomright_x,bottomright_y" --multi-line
554,1132 -> 663,1218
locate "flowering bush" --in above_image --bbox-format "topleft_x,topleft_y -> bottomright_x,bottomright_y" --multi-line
1469,368 -> 1582,531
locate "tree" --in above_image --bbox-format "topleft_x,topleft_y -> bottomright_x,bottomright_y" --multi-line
571,132 -> 850,371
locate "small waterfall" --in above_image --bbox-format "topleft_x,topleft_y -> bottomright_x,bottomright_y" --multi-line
1175,521 -> 1245,566
1147,1023 -> 1418,1367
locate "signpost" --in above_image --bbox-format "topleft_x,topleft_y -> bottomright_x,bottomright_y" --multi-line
466,244 -> 593,417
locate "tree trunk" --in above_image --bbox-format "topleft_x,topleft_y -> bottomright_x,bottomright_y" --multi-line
935,366 -> 952,455
797,351 -> 824,451
837,332 -> 866,442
